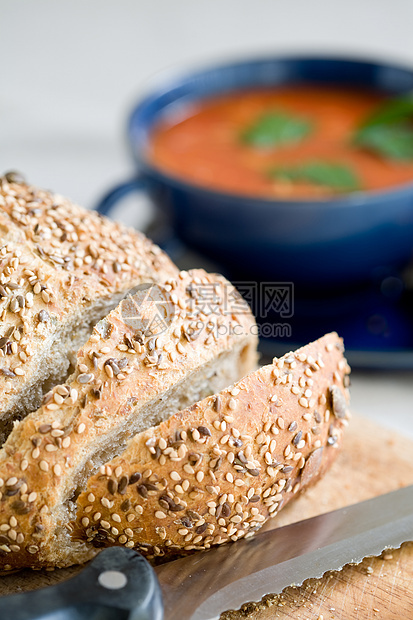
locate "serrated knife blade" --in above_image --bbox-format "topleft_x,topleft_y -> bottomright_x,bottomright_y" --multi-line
155,485 -> 413,620
1,486 -> 412,620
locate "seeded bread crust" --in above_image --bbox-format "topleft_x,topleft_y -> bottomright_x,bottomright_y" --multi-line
73,333 -> 350,561
0,268 -> 258,571
0,175 -> 178,433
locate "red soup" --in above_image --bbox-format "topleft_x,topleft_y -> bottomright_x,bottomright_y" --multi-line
149,86 -> 413,199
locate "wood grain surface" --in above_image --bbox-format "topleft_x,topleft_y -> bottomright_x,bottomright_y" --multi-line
0,415 -> 412,619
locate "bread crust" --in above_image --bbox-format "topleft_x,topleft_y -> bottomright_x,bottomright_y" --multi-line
0,176 -> 178,428
0,268 -> 257,570
73,333 -> 350,561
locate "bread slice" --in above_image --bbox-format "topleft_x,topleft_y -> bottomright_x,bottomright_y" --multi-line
0,268 -> 258,570
0,176 -> 178,440
73,332 -> 350,560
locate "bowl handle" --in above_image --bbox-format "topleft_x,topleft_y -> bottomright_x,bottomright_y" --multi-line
95,176 -> 147,216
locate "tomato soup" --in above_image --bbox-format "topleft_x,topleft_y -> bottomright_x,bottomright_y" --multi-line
149,86 -> 413,199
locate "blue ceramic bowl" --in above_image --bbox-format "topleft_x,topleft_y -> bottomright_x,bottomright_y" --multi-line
97,56 -> 413,288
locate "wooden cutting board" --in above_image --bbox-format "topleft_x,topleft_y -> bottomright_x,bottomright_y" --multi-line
1,416 -> 412,619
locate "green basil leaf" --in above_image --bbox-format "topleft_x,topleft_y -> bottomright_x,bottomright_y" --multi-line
360,96 -> 413,129
241,111 -> 313,148
354,95 -> 413,160
354,123 -> 413,161
269,161 -> 360,192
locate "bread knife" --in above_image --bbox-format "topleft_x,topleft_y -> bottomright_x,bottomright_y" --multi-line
1,485 -> 412,620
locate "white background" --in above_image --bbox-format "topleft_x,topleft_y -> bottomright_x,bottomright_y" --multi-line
0,0 -> 412,431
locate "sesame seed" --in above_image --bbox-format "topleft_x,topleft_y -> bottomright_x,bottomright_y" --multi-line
230,515 -> 242,524
28,492 -> 37,502
39,461 -> 49,472
256,432 -> 266,444
158,438 -> 167,450
27,545 -> 39,554
46,403 -> 59,411
77,423 -> 86,434
56,385 -> 69,397
178,445 -> 187,458
104,362 -> 114,378
53,464 -> 62,476
155,511 -> 166,519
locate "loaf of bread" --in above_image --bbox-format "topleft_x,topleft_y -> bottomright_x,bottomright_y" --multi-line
73,332 -> 350,560
0,266 -> 258,570
0,173 -> 178,441
0,176 -> 350,573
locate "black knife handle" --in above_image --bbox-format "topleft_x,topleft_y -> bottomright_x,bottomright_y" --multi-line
0,547 -> 163,620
